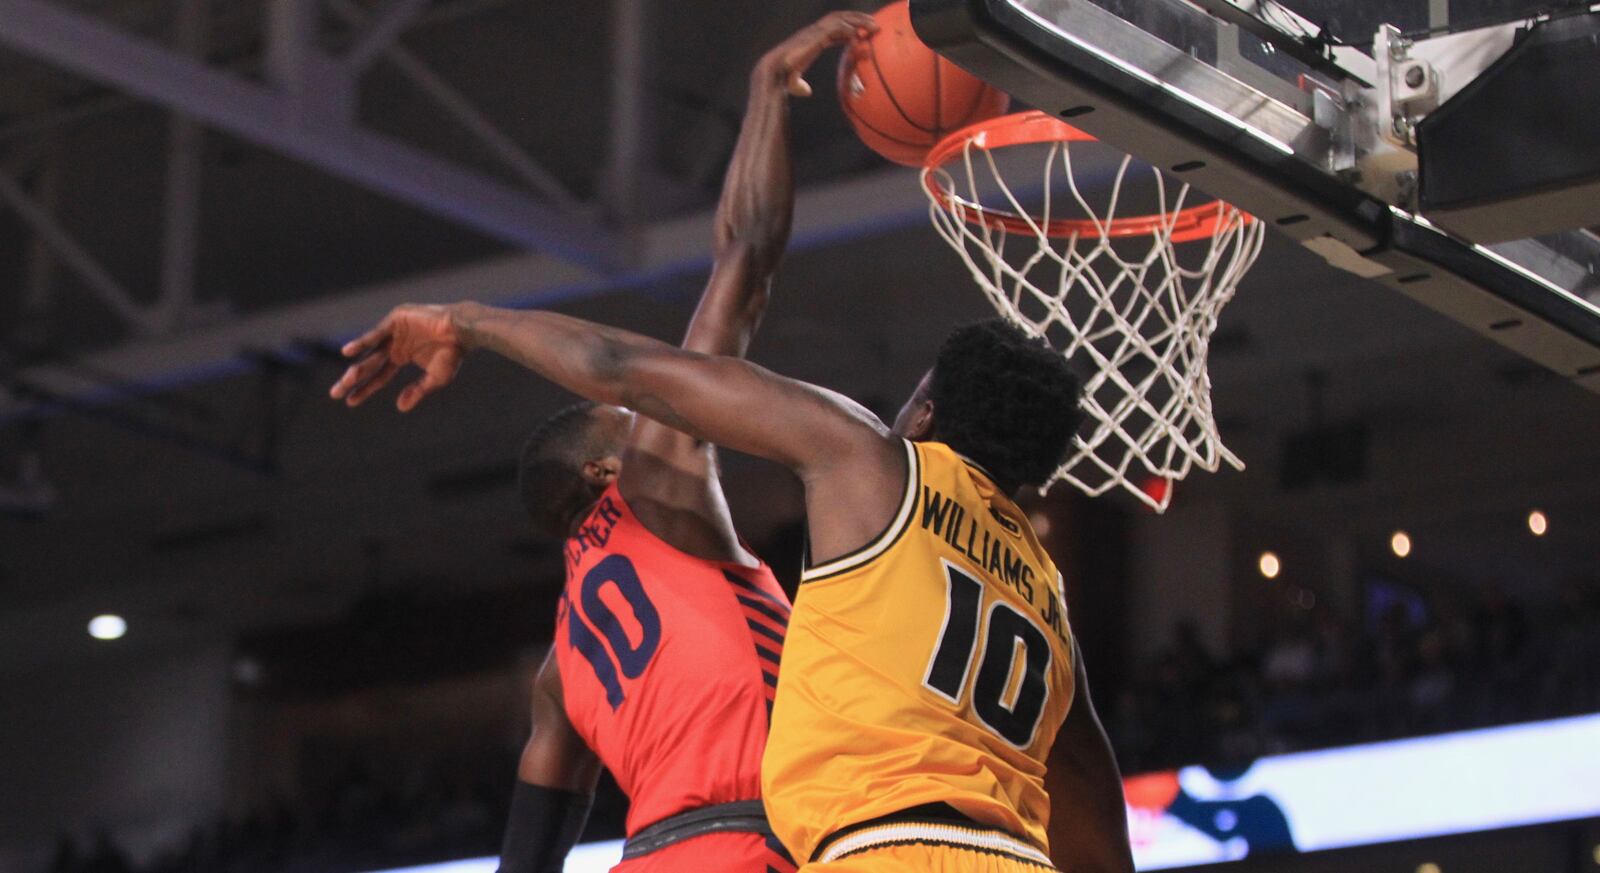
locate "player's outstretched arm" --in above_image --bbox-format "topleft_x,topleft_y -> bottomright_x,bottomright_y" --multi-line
620,12 -> 876,558
1044,639 -> 1135,873
499,652 -> 601,873
331,303 -> 894,474
682,10 -> 876,362
329,303 -> 907,553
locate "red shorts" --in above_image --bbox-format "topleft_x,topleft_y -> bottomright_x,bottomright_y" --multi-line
611,830 -> 796,873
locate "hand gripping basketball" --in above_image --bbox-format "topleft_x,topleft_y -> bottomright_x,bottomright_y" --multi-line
757,11 -> 878,98
837,0 -> 1009,166
329,304 -> 466,413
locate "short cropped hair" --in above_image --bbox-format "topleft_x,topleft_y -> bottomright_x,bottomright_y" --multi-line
929,318 -> 1083,491
517,401 -> 615,537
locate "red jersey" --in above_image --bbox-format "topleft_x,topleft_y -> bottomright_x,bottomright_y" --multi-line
554,484 -> 790,840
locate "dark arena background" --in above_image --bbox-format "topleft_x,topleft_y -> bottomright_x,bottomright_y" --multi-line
1,1 -> 1599,872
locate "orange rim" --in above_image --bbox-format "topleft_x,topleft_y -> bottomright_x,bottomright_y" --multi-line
922,110 -> 1254,243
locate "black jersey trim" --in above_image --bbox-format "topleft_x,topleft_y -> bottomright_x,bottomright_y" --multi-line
801,440 -> 921,584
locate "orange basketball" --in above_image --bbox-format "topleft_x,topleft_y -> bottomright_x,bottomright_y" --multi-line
837,0 -> 1011,167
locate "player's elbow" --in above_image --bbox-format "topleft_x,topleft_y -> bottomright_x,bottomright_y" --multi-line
604,347 -> 724,436
585,335 -> 631,383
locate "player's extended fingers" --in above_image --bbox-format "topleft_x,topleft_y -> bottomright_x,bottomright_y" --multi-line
344,359 -> 401,407
395,366 -> 451,413
833,10 -> 879,35
810,14 -> 871,53
329,363 -> 363,401
340,317 -> 393,359
815,10 -> 878,46
782,11 -> 878,88
328,348 -> 391,400
329,365 -> 356,400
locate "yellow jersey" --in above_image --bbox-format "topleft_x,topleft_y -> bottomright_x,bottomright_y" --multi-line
762,439 -> 1075,862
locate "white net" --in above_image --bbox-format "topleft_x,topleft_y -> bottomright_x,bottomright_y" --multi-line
923,114 -> 1266,511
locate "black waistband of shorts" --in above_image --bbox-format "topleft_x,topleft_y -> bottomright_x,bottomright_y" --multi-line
620,800 -> 773,860
811,803 -> 1053,868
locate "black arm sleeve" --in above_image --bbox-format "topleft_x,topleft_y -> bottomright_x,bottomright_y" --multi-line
496,781 -> 594,873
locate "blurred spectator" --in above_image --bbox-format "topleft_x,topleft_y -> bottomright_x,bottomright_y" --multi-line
1261,625 -> 1315,690
1474,581 -> 1529,667
1109,579 -> 1600,772
40,578 -> 1600,873
1408,627 -> 1455,731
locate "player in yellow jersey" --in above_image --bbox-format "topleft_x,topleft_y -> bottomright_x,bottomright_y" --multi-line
331,315 -> 1135,873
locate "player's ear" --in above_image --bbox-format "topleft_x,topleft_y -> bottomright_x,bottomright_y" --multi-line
906,400 -> 936,441
581,456 -> 622,486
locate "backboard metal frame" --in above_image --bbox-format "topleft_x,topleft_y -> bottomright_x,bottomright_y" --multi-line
911,0 -> 1600,393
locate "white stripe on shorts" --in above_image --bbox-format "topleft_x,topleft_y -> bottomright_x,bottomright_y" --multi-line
817,821 -> 1052,867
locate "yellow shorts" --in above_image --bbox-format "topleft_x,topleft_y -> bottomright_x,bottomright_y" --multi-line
804,821 -> 1056,872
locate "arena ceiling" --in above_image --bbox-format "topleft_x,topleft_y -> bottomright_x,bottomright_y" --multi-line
0,0 -> 1597,676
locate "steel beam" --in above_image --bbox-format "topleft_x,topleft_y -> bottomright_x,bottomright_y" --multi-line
326,0 -> 584,211
604,0 -> 650,226
0,0 -> 613,270
156,124 -> 201,327
0,170 -> 162,334
266,0 -> 355,126
265,0 -> 318,90
0,0 -> 496,146
158,0 -> 209,331
20,156 -> 62,350
342,0 -> 432,71
6,163 -> 936,414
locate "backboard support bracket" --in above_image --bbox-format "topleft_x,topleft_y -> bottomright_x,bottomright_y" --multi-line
910,0 -> 1600,393
1185,0 -> 1376,87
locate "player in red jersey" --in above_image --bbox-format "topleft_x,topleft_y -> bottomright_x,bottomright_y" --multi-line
507,17 -> 878,872
334,13 -> 874,873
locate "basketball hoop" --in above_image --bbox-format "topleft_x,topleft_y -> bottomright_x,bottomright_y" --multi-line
922,111 -> 1266,512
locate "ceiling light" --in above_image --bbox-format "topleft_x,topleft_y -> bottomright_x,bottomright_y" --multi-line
1258,552 -> 1281,580
1391,530 -> 1412,558
88,615 -> 126,641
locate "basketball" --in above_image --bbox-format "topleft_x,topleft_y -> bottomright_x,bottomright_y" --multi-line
836,0 -> 1011,167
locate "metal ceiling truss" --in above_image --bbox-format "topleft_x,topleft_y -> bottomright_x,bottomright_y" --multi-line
2,160 -> 945,419
340,0 -> 431,72
0,169 -> 166,334
0,0 -> 617,273
0,0 -> 974,432
158,0 -> 208,332
324,0 -> 586,212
